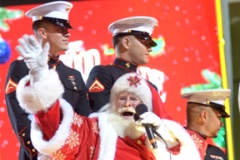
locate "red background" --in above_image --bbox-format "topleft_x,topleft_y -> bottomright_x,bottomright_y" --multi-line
0,0 -> 222,159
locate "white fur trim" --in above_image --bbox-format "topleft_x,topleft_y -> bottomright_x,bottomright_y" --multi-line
16,69 -> 64,114
110,73 -> 152,110
97,113 -> 118,160
97,103 -> 110,112
92,113 -> 200,160
147,119 -> 201,160
31,98 -> 74,155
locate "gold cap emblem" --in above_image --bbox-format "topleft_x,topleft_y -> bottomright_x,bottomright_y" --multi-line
66,5 -> 71,12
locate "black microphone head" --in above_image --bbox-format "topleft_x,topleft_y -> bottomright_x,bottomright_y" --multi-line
135,104 -> 148,116
133,114 -> 140,121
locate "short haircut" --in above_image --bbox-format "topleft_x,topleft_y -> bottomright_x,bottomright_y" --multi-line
32,20 -> 43,31
186,102 -> 204,122
32,20 -> 50,38
112,34 -> 134,48
112,34 -> 124,48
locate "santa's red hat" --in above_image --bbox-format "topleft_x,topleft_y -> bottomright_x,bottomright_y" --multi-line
109,73 -> 171,119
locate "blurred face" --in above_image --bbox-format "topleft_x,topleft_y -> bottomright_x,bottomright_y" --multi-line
115,91 -> 142,120
39,23 -> 71,54
127,36 -> 152,65
205,108 -> 223,138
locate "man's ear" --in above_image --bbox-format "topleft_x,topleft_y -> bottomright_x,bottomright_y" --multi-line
37,28 -> 47,39
200,109 -> 207,123
121,36 -> 131,49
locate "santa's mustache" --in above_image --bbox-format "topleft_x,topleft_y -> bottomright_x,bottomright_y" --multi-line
117,106 -> 136,114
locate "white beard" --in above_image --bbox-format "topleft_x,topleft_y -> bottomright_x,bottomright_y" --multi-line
107,112 -> 145,140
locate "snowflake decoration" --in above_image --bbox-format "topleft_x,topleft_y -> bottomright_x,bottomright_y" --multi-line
73,113 -> 83,127
65,129 -> 80,149
92,122 -> 99,134
191,134 -> 203,149
127,75 -> 141,88
51,150 -> 66,160
90,146 -> 95,158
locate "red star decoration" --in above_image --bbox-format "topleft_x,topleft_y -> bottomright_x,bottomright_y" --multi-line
127,75 -> 141,88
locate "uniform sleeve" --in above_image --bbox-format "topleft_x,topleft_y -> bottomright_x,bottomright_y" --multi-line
86,65 -> 113,112
4,60 -> 38,159
74,72 -> 91,116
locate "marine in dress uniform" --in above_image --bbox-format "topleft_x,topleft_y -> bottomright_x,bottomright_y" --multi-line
87,16 -> 170,120
16,71 -> 201,160
182,89 -> 230,160
5,2 -> 91,160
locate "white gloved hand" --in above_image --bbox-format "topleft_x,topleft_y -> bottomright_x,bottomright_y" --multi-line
137,112 -> 178,147
135,112 -> 162,132
16,34 -> 50,83
138,112 -> 162,127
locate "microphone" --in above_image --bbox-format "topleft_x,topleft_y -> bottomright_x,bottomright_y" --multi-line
135,104 -> 158,149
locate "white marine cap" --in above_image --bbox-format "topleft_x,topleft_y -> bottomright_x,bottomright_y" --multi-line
25,1 -> 73,28
108,16 -> 158,47
182,89 -> 231,117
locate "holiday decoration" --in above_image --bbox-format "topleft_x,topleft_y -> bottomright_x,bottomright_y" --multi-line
150,36 -> 166,57
0,36 -> 11,64
0,7 -> 24,32
181,69 -> 222,94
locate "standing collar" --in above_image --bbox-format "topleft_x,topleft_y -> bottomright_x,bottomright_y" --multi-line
185,128 -> 207,140
112,58 -> 138,72
48,54 -> 60,67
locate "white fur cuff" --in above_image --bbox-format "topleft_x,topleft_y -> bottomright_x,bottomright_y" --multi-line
31,98 -> 74,155
153,119 -> 201,160
16,69 -> 64,114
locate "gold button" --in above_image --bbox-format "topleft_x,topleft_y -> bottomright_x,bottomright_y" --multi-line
22,133 -> 25,137
137,140 -> 142,145
126,63 -> 130,68
32,149 -> 35,152
206,100 -> 210,105
27,141 -> 30,144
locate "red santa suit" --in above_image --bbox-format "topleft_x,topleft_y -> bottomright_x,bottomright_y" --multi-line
16,70 -> 201,160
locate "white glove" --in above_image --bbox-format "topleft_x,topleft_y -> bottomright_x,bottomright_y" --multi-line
135,112 -> 162,132
138,112 -> 162,127
137,112 -> 178,148
16,34 -> 50,83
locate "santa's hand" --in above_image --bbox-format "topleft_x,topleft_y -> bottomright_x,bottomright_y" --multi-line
16,34 -> 49,70
138,112 -> 162,128
15,34 -> 50,83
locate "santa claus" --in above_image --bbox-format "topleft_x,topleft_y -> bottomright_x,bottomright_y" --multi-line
16,35 -> 201,160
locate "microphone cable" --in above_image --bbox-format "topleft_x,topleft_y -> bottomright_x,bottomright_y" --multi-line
152,127 -> 172,160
